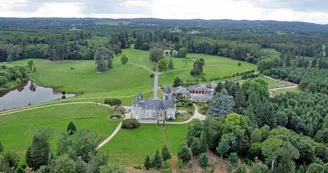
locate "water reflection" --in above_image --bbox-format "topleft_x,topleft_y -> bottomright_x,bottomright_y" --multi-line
0,80 -> 75,111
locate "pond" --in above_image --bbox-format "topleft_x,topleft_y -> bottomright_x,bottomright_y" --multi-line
0,80 -> 75,111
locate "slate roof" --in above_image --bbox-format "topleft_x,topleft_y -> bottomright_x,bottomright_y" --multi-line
136,91 -> 144,101
133,99 -> 175,110
164,85 -> 171,94
171,86 -> 189,94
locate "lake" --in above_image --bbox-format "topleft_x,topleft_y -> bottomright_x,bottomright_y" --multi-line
0,80 -> 75,111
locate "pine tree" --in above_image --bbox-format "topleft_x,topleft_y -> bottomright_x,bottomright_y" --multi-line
235,88 -> 246,109
198,153 -> 208,167
144,155 -> 152,170
229,152 -> 238,165
190,138 -> 201,156
67,121 -> 77,135
178,145 -> 192,163
161,145 -> 172,161
152,150 -> 162,170
173,76 -> 184,87
168,58 -> 174,69
199,134 -> 208,153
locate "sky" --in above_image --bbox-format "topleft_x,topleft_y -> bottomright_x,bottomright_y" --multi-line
0,0 -> 328,24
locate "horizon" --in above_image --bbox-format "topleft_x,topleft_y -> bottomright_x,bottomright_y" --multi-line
1,0 -> 328,24
0,17 -> 327,26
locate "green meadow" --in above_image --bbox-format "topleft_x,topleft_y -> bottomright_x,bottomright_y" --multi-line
2,48 -> 256,96
0,104 -> 119,157
101,123 -> 189,166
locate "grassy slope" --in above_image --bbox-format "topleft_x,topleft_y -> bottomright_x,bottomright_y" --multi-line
1,48 -> 256,97
2,59 -> 153,94
101,124 -> 189,166
0,104 -> 119,157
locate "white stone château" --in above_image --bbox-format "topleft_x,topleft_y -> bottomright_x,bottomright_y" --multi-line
131,86 -> 177,122
131,63 -> 176,122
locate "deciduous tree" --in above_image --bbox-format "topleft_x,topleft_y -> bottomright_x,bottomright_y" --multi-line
121,55 -> 128,65
149,47 -> 164,62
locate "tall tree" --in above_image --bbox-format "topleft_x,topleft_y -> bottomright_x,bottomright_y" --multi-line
168,58 -> 174,69
173,76 -> 183,87
217,140 -> 230,163
149,47 -> 164,62
26,129 -> 53,170
178,47 -> 187,58
152,150 -> 162,170
208,89 -> 235,117
94,47 -> 113,72
161,145 -> 172,161
178,144 -> 192,163
158,59 -> 168,71
144,155 -> 152,170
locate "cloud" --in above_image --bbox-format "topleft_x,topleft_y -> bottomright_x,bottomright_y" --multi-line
232,0 -> 328,13
0,0 -> 328,24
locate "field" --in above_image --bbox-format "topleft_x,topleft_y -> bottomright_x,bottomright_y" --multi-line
0,104 -> 120,157
101,124 -> 189,166
1,48 -> 256,97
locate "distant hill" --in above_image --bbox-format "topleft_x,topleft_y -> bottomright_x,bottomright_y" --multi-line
0,17 -> 327,34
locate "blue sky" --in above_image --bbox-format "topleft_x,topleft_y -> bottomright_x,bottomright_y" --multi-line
1,0 -> 328,24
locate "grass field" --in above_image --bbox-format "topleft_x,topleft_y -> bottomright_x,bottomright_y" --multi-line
1,48 -> 256,97
101,124 -> 189,166
0,104 -> 120,157
239,76 -> 283,87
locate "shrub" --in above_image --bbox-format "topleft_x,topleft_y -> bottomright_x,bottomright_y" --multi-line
16,78 -> 21,84
4,151 -> 19,167
122,119 -> 140,129
0,76 -> 8,87
133,165 -> 143,170
67,121 -> 77,135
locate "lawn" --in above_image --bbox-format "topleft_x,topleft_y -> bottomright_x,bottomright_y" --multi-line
0,104 -> 120,157
1,58 -> 154,94
101,124 -> 189,166
1,48 -> 256,96
159,53 -> 257,85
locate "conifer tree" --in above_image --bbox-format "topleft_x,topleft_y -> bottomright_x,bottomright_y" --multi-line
67,121 -> 77,135
168,58 -> 174,69
144,155 -> 152,170
152,150 -> 162,170
161,145 -> 172,161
